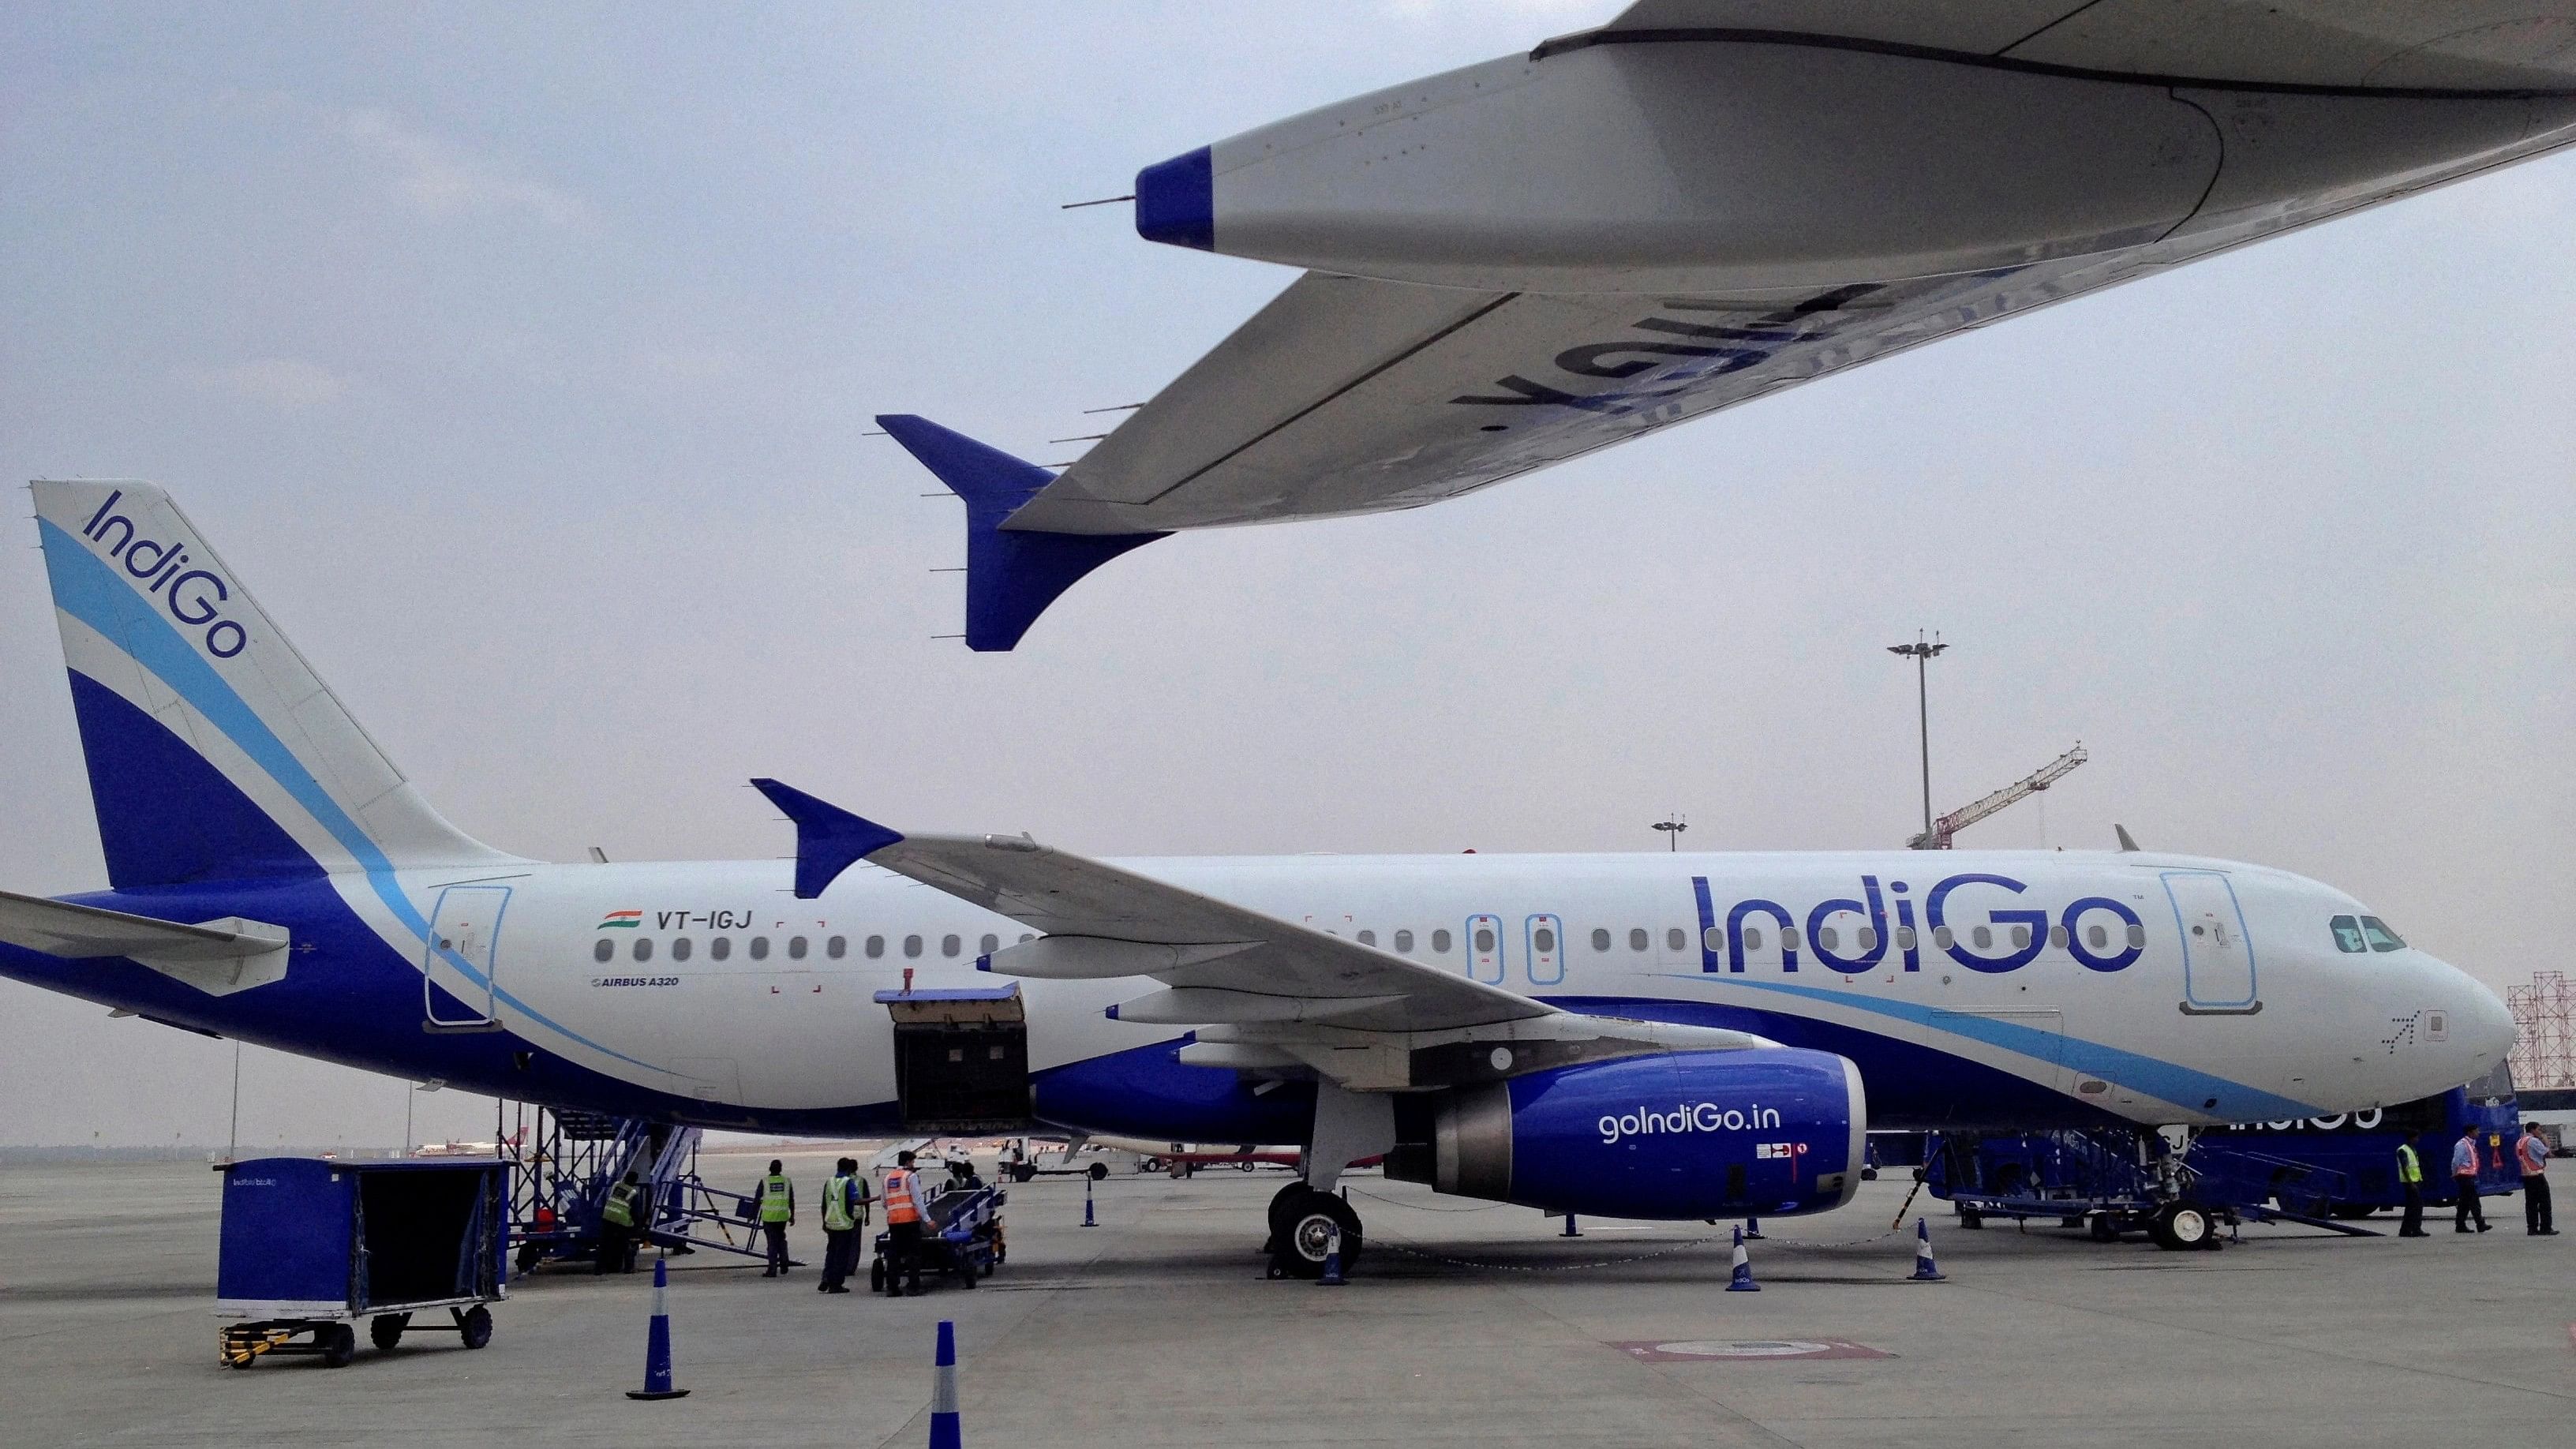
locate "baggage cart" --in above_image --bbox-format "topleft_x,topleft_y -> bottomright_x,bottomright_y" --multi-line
215,1156 -> 506,1368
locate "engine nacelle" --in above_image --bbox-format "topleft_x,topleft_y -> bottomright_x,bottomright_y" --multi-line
1386,1048 -> 1864,1219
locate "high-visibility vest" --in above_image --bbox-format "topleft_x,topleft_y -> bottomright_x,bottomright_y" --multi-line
2455,1139 -> 2481,1177
760,1174 -> 792,1223
2518,1135 -> 2549,1176
884,1169 -> 923,1225
2395,1144 -> 2421,1185
822,1174 -> 856,1231
602,1181 -> 640,1228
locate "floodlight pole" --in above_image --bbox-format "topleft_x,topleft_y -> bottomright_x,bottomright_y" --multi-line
1653,815 -> 1687,852
1887,632 -> 1949,844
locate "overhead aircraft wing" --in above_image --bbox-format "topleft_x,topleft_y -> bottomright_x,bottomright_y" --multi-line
0,888 -> 288,963
748,779 -> 1763,1087
880,1 -> 2576,646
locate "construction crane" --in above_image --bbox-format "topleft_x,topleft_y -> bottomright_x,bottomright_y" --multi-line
1908,743 -> 2088,850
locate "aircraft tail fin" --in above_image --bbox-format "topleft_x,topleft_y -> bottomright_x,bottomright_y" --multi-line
29,480 -> 519,888
875,415 -> 1165,651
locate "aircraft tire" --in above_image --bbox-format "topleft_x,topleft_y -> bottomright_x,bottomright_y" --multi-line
2151,1202 -> 2213,1251
1274,1189 -> 1362,1280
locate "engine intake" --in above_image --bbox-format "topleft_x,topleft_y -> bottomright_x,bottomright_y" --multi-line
1386,1048 -> 1864,1219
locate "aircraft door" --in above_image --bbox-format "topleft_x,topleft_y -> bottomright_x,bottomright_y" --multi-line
1465,914 -> 1505,983
2166,871 -> 2258,1013
1525,914 -> 1563,986
422,885 -> 510,1033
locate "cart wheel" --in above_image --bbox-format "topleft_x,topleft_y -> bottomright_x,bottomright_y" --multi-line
319,1324 -> 358,1368
960,1264 -> 979,1289
457,1305 -> 493,1350
869,1257 -> 885,1293
369,1313 -> 410,1352
515,1243 -> 541,1274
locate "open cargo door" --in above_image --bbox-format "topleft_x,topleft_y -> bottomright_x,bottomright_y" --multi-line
873,983 -> 1032,1134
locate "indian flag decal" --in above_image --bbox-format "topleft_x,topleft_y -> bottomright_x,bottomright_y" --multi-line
599,910 -> 643,930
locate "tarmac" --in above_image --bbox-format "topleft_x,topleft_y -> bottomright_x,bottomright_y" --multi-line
2,1148 -> 2570,1448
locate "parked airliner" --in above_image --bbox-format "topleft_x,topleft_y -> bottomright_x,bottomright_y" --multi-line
0,481 -> 2514,1271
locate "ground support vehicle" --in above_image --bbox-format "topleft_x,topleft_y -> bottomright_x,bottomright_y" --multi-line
871,1181 -> 1005,1293
214,1156 -> 504,1368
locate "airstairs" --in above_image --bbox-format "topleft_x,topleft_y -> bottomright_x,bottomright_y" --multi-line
497,1103 -> 776,1271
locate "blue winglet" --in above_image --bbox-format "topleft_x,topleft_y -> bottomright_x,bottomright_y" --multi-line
747,778 -> 904,900
876,414 -> 1166,651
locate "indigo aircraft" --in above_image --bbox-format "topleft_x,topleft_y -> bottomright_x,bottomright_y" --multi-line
0,482 -> 2514,1271
878,0 -> 2576,647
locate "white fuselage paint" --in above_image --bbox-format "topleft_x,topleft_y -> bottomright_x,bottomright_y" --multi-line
406,847 -> 2510,1130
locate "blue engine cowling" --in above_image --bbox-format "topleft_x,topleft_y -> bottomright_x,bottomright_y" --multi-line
1386,1048 -> 1866,1219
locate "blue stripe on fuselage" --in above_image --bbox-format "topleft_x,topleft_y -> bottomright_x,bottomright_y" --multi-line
39,520 -> 661,1073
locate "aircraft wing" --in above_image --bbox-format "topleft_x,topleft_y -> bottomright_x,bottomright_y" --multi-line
0,888 -> 289,963
881,1 -> 2576,644
748,780 -> 1764,1085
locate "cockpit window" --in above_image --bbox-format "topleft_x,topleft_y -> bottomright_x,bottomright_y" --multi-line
2329,915 -> 2366,953
2360,916 -> 2406,952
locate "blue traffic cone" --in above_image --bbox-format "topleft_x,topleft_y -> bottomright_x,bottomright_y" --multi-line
1082,1176 -> 1097,1228
1743,1215 -> 1764,1241
1725,1226 -> 1761,1291
1561,1212 -> 1582,1237
1909,1216 -> 1946,1282
928,1320 -> 962,1449
624,1255 -> 691,1400
1317,1226 -> 1346,1286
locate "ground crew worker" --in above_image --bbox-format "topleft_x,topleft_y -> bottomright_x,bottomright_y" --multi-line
596,1169 -> 644,1274
2394,1131 -> 2428,1237
2514,1121 -> 2555,1236
818,1156 -> 871,1293
2451,1125 -> 2492,1233
754,1159 -> 796,1275
881,1148 -> 927,1297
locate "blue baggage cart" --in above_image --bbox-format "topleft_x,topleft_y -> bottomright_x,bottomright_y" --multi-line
215,1156 -> 507,1368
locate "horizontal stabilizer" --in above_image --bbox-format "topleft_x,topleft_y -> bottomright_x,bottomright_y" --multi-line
747,778 -> 904,899
877,415 -> 1166,651
0,888 -> 287,962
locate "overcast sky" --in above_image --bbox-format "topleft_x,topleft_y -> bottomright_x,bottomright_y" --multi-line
4,2 -> 2571,1146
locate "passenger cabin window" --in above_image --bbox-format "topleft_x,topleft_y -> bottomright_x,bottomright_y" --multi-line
593,939 -> 614,964
1896,927 -> 1917,950
1473,926 -> 1496,953
1743,927 -> 1764,952
2329,915 -> 2365,953
1702,927 -> 1723,953
1395,930 -> 1414,953
942,934 -> 961,957
866,935 -> 886,959
1859,927 -> 1880,952
904,934 -> 923,958
749,937 -> 769,961
1357,930 -> 1376,947
711,937 -> 732,961
2046,925 -> 2067,949
981,934 -> 999,954
1595,928 -> 1614,953
2361,916 -> 2406,952
2125,923 -> 2145,948
2086,923 -> 2108,950
672,937 -> 693,962
633,938 -> 653,963
1780,927 -> 1801,951
788,936 -> 807,960
2010,925 -> 2031,950
1628,928 -> 1649,952
1818,927 -> 1839,951
1533,927 -> 1557,953
1971,926 -> 1992,950
827,936 -> 847,959
1666,928 -> 1687,952
1019,933 -> 1035,944
1432,929 -> 1453,953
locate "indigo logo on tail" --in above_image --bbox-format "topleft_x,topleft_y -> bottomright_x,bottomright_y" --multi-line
77,489 -> 247,658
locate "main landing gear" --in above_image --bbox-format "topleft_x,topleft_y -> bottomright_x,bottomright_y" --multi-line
1264,1182 -> 1363,1280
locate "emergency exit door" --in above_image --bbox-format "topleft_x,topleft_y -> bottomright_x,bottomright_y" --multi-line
2166,871 -> 2258,1013
422,885 -> 510,1033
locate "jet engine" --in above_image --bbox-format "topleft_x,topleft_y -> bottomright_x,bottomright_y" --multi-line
1385,1047 -> 1865,1219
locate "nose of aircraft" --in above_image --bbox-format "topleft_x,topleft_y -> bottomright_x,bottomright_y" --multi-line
2442,960 -> 2517,1076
